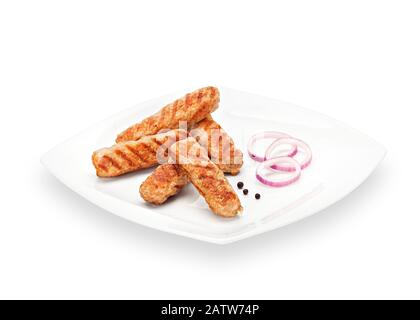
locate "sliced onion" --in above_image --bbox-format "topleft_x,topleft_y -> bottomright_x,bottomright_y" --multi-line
256,157 -> 301,187
247,131 -> 297,162
265,137 -> 312,172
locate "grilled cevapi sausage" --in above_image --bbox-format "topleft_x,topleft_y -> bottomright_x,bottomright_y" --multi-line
168,138 -> 242,218
116,86 -> 219,143
92,129 -> 187,177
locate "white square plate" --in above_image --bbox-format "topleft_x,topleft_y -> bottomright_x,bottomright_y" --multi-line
41,87 -> 386,244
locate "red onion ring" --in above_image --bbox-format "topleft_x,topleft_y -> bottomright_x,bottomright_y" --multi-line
265,137 -> 312,172
256,157 -> 301,187
247,131 -> 297,162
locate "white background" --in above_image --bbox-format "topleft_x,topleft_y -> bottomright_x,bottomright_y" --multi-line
1,0 -> 419,299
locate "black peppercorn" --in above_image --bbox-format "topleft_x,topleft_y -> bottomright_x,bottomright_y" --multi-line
243,189 -> 249,195
237,182 -> 244,189
255,193 -> 261,200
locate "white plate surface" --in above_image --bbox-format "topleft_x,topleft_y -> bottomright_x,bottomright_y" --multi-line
41,88 -> 386,244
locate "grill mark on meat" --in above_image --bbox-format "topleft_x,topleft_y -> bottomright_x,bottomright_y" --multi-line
115,149 -> 135,166
103,155 -> 122,170
154,139 -> 164,147
97,163 -> 108,173
141,142 -> 155,156
125,145 -> 145,163
185,93 -> 192,107
209,87 -> 216,98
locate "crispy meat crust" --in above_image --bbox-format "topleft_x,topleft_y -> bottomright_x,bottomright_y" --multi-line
116,86 -> 219,143
169,138 -> 242,218
192,115 -> 243,175
139,164 -> 189,205
92,129 -> 187,177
